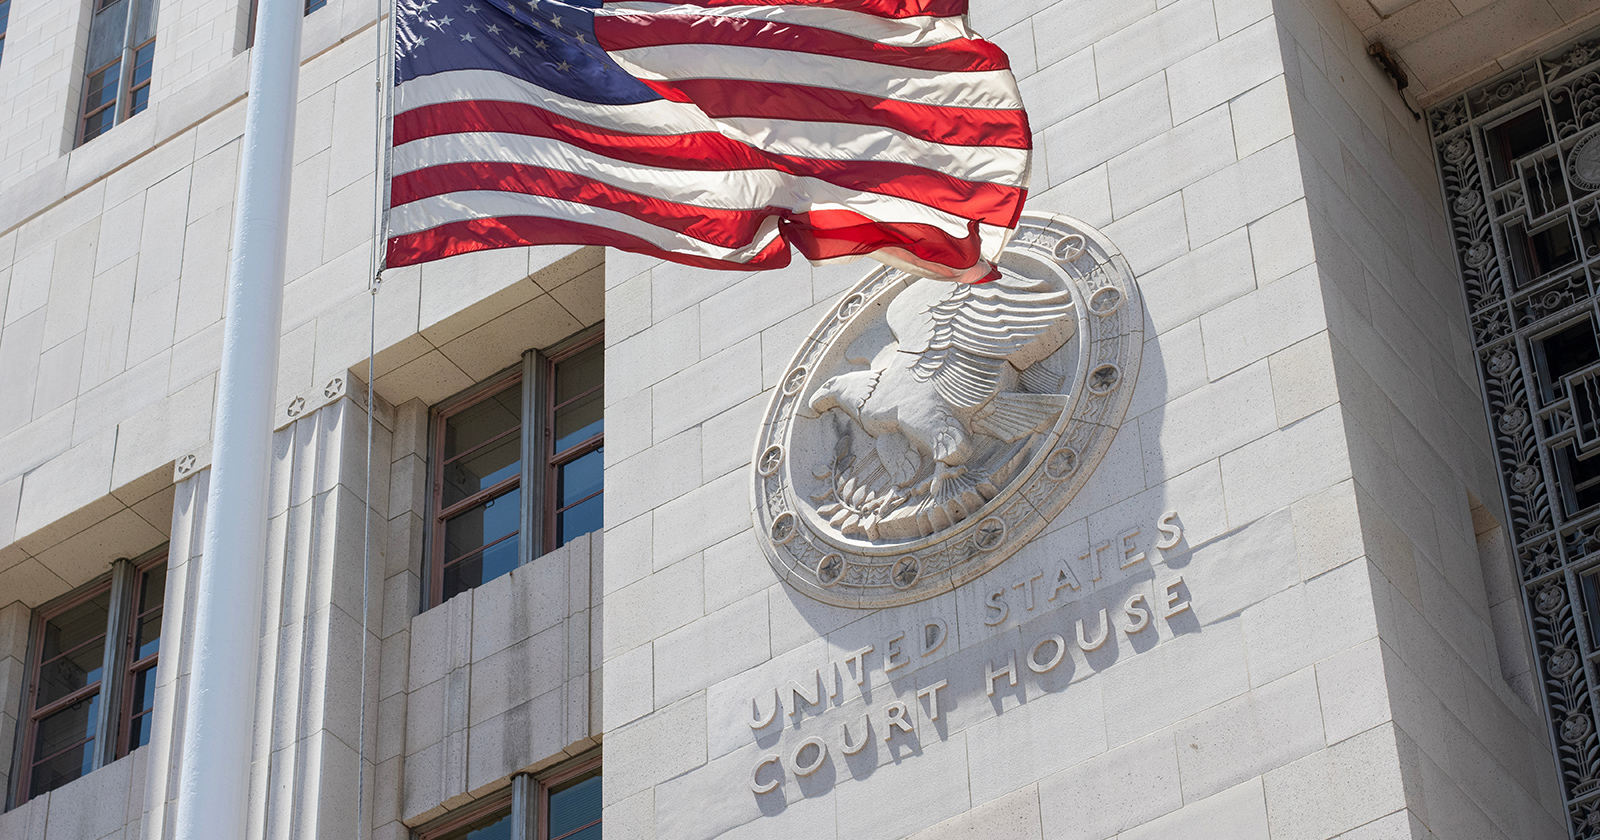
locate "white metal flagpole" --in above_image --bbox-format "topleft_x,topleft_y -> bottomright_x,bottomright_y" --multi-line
171,0 -> 302,835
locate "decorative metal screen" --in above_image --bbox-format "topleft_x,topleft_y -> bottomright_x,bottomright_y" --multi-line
1429,31 -> 1600,838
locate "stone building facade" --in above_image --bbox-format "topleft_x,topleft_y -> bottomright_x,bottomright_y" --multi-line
0,0 -> 1593,838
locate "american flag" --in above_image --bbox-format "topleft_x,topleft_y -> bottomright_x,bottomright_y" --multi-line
386,0 -> 1031,280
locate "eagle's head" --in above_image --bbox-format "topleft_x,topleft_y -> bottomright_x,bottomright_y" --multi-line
804,370 -> 878,421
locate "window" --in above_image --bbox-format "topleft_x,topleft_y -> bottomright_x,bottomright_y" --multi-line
76,0 -> 159,146
427,332 -> 602,609
0,0 -> 11,68
544,763 -> 602,840
1485,105 -> 1550,186
418,758 -> 601,840
18,549 -> 166,803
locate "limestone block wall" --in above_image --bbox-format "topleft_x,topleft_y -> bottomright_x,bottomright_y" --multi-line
392,533 -> 602,831
598,1 -> 1562,838
1275,0 -> 1566,836
0,0 -> 603,609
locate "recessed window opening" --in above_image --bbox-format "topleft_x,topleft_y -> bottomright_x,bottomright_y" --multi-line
1533,317 -> 1600,403
76,0 -> 159,146
1488,106 -> 1552,186
547,765 -> 602,840
1556,444 -> 1600,516
1508,218 -> 1580,289
549,340 -> 604,547
1580,568 -> 1600,651
426,329 -> 604,609
416,756 -> 601,840
18,549 -> 167,804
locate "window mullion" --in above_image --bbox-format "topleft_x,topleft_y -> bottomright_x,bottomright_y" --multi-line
94,558 -> 137,769
521,349 -> 548,566
114,0 -> 139,121
511,772 -> 537,840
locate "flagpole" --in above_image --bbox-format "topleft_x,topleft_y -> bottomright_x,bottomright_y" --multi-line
171,0 -> 302,835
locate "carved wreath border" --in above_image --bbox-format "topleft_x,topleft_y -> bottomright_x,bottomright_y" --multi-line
750,213 -> 1145,609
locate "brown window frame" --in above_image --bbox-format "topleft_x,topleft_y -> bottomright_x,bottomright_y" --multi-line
78,56 -> 123,145
537,754 -> 602,840
116,554 -> 164,759
414,752 -> 600,840
543,333 -> 604,556
125,35 -> 156,118
17,581 -> 112,806
15,548 -> 167,806
415,792 -> 513,840
425,329 -> 603,610
429,368 -> 525,608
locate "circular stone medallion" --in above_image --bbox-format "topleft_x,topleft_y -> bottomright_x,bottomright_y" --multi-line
1573,131 -> 1600,191
751,214 -> 1145,608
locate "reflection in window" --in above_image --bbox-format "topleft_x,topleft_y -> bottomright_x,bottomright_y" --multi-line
427,331 -> 604,609
551,341 -> 604,547
548,768 -> 602,840
434,376 -> 524,605
20,550 -> 166,803
76,0 -> 159,146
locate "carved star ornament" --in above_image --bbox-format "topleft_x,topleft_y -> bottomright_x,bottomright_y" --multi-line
752,214 -> 1145,608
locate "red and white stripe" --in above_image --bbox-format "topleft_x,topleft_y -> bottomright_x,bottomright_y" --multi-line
387,0 -> 1031,277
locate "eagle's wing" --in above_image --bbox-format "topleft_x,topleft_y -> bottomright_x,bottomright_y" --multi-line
912,283 -> 1077,409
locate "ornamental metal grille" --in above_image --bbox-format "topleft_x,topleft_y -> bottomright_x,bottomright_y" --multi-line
1429,31 -> 1600,839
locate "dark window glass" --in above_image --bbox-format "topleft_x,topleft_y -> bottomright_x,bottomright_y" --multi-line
122,560 -> 164,754
1583,572 -> 1600,650
81,61 -> 122,142
21,553 -> 167,803
549,769 -> 602,840
126,667 -> 157,750
134,564 -> 165,662
429,335 -> 603,607
551,341 -> 603,548
30,694 -> 100,796
439,809 -> 513,840
1487,107 -> 1551,186
442,486 -> 521,602
38,595 -> 110,707
556,449 -> 603,544
441,387 -> 522,508
553,344 -> 604,452
128,39 -> 155,116
1534,318 -> 1600,404
1557,445 -> 1600,517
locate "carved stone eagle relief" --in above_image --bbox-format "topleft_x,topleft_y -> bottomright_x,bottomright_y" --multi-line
805,273 -> 1077,540
753,214 -> 1144,608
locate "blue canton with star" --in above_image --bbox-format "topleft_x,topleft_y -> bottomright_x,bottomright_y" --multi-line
395,0 -> 661,105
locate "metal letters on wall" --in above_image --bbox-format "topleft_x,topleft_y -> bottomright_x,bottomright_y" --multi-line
751,214 -> 1143,608
1430,31 -> 1600,838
